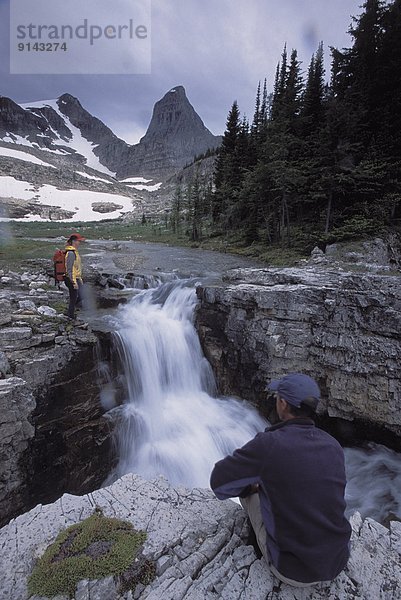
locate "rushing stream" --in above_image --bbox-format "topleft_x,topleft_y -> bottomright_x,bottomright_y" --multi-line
105,277 -> 401,524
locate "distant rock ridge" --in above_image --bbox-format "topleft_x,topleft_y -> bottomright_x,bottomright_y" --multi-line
117,86 -> 221,179
0,86 -> 221,181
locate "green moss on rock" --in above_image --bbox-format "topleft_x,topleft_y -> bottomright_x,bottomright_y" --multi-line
28,511 -> 153,598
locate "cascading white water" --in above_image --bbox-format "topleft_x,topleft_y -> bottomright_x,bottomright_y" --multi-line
344,443 -> 401,522
112,279 -> 267,489
108,277 -> 401,524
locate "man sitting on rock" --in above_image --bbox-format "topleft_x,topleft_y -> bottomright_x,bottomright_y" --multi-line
210,373 -> 351,587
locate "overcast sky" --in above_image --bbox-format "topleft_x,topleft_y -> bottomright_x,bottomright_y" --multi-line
0,0 -> 362,144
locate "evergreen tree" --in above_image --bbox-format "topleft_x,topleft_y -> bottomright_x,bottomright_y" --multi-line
260,79 -> 269,127
213,101 -> 242,223
190,170 -> 202,241
251,81 -> 261,138
302,42 -> 325,134
170,186 -> 183,234
271,45 -> 288,120
209,0 -> 401,248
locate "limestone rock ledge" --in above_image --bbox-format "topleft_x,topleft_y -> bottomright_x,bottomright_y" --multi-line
195,267 -> 401,441
0,269 -> 117,526
0,473 -> 400,600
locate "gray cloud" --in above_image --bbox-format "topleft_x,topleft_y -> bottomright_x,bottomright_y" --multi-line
1,0 -> 362,143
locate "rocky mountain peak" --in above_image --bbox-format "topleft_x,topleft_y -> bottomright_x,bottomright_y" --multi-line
57,93 -> 84,114
141,85 -> 210,142
1,85 -> 221,181
117,85 -> 221,179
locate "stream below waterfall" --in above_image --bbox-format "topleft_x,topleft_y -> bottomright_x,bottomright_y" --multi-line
99,275 -> 401,526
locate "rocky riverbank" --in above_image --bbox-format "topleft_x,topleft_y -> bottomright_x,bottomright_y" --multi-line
195,261 -> 401,447
0,473 -> 400,600
0,268 -> 116,527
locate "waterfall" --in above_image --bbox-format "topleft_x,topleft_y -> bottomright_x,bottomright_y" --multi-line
111,279 -> 267,488
106,277 -> 401,524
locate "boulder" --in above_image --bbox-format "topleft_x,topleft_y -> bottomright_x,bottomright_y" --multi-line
108,277 -> 125,290
37,306 -> 57,317
29,281 -> 48,290
91,202 -> 124,214
0,474 -> 400,599
18,300 -> 37,311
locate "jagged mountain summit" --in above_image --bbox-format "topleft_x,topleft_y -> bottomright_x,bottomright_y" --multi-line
0,86 -> 221,180
0,94 -> 129,176
0,86 -> 220,222
117,86 -> 221,179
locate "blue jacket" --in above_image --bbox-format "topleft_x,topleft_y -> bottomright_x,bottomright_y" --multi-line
210,418 -> 351,583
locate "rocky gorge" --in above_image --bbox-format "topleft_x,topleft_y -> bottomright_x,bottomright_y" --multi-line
196,242 -> 401,449
0,268 -> 117,528
0,239 -> 401,599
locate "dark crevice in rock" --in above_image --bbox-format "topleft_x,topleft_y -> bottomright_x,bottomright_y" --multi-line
0,322 -> 122,528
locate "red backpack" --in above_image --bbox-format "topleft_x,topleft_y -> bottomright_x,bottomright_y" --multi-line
53,249 -> 66,283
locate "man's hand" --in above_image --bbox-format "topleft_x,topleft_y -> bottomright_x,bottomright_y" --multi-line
239,483 -> 260,498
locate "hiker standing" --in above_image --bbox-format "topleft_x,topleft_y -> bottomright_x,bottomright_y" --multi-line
64,233 -> 85,320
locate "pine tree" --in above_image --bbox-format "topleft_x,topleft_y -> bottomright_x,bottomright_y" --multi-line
271,45 -> 288,120
213,101 -> 242,224
339,0 -> 386,150
170,186 -> 183,234
302,42 -> 326,134
282,49 -> 303,126
251,81 -> 261,138
260,79 -> 269,131
190,170 -> 202,241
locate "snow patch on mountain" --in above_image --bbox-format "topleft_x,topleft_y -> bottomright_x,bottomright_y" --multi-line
128,182 -> 163,192
0,147 -> 56,169
0,175 -> 138,222
0,177 -> 38,200
120,176 -> 162,191
20,99 -> 116,176
120,176 -> 153,183
76,171 -> 112,184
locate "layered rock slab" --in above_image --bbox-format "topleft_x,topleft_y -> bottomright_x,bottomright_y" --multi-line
0,271 -> 116,526
196,267 -> 401,440
0,473 -> 400,599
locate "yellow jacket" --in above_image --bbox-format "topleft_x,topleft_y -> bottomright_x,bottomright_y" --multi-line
65,245 -> 83,284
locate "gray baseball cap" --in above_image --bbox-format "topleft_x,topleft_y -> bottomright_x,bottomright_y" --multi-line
267,373 -> 321,408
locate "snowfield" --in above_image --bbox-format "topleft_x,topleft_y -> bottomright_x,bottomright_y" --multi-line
120,177 -> 153,183
0,147 -> 56,169
128,182 -> 163,192
76,171 -> 113,184
120,176 -> 162,192
18,99 -> 116,176
0,176 -> 138,222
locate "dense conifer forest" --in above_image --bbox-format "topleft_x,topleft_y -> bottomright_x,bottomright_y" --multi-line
172,0 -> 401,252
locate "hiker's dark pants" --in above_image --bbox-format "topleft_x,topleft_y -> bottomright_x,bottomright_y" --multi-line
64,277 -> 83,319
